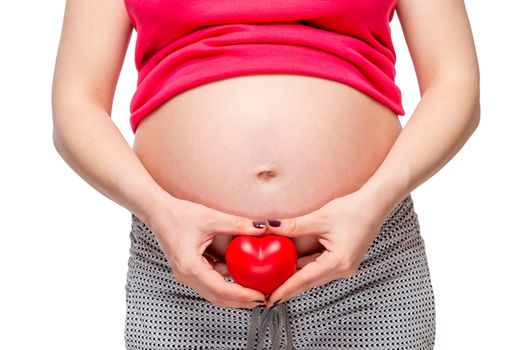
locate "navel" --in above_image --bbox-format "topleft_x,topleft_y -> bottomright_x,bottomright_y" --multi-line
256,169 -> 278,182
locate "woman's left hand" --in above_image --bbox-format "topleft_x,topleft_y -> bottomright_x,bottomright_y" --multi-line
264,189 -> 391,308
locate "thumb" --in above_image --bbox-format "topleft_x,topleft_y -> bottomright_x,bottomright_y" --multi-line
266,207 -> 329,238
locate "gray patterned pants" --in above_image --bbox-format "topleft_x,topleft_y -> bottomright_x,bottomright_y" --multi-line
124,194 -> 436,349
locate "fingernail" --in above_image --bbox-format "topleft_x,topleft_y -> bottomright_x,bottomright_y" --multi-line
256,304 -> 267,308
271,299 -> 282,308
252,221 -> 267,229
268,219 -> 281,227
253,299 -> 265,303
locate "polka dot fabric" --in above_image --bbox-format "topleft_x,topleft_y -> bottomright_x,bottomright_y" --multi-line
124,194 -> 436,349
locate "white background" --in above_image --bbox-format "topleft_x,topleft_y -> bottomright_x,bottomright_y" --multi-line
1,1 -> 522,349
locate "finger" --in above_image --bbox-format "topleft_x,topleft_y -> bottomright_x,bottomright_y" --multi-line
213,261 -> 230,277
296,251 -> 323,269
183,255 -> 267,309
267,250 -> 337,307
202,254 -> 229,277
203,253 -> 215,266
266,207 -> 330,238
207,210 -> 269,236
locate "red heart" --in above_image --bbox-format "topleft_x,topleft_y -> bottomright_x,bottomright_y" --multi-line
225,234 -> 297,295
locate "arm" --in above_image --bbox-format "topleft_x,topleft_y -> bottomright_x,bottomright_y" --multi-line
52,1 -> 270,307
52,0 -> 170,227
357,0 -> 481,216
262,0 -> 481,306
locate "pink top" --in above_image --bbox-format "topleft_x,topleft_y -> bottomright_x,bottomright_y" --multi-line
124,0 -> 404,133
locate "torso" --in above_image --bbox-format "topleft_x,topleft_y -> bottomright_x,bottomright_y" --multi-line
133,74 -> 402,260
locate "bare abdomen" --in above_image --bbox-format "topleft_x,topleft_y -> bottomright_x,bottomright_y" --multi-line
132,74 -> 402,259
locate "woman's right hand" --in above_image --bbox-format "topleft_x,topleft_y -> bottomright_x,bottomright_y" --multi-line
144,194 -> 269,309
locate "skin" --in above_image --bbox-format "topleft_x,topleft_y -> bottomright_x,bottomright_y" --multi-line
52,0 -> 480,310
132,73 -> 403,262
263,0 -> 481,307
52,0 -> 268,308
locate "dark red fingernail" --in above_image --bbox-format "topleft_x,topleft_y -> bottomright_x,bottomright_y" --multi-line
252,221 -> 267,229
268,219 -> 281,227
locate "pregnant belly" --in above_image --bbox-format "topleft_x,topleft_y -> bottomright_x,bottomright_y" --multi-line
132,74 -> 402,260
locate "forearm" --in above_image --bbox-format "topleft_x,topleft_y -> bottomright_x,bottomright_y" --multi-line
357,78 -> 481,216
52,101 -> 171,227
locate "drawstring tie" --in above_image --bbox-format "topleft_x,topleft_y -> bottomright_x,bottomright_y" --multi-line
246,303 -> 294,350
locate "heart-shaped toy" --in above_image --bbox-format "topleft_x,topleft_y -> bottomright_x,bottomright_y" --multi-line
225,234 -> 297,295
